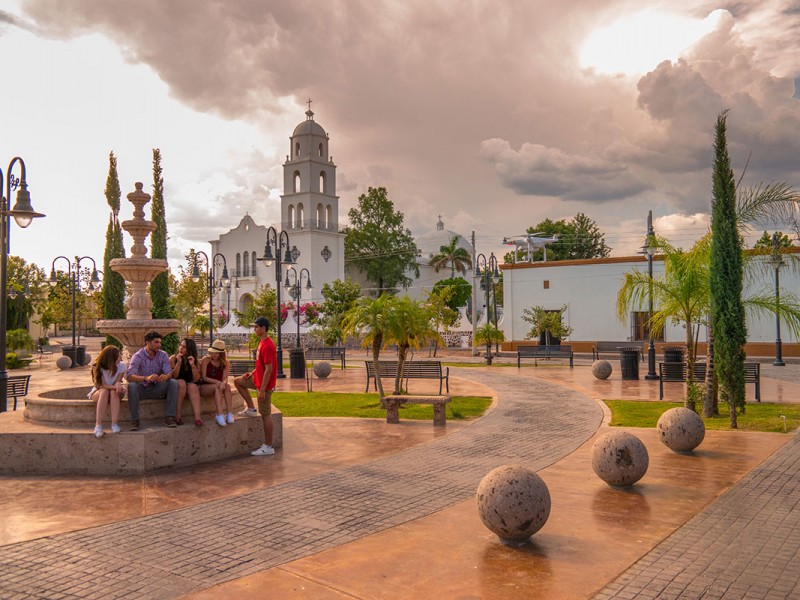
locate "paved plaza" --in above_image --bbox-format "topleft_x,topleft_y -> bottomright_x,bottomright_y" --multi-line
0,345 -> 798,598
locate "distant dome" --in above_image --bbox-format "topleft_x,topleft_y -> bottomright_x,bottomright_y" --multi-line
293,109 -> 327,137
416,217 -> 473,266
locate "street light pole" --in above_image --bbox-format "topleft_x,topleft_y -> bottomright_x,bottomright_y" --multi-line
770,232 -> 785,366
1,157 -> 45,412
285,267 -> 312,348
474,252 -> 499,365
192,251 -> 229,344
49,256 -> 99,367
643,211 -> 658,380
258,227 -> 294,379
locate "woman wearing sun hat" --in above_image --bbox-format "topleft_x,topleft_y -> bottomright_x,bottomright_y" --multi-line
199,339 -> 234,427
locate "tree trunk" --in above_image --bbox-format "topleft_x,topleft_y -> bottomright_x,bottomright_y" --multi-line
394,345 -> 409,394
703,325 -> 718,417
685,321 -> 696,412
372,334 -> 384,398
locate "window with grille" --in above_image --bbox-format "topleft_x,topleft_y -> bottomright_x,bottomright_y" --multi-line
631,311 -> 664,342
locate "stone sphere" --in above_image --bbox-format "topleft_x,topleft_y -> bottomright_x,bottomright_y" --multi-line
313,361 -> 332,378
476,464 -> 551,544
657,407 -> 705,454
592,360 -> 613,380
591,430 -> 649,487
56,356 -> 72,370
80,353 -> 92,367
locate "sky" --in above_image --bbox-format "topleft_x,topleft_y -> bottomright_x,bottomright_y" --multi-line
1,0 -> 799,277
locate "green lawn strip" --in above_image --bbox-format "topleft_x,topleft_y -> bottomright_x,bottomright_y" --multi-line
605,400 -> 800,433
269,391 -> 491,420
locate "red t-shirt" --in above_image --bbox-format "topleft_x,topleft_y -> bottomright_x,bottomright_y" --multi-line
253,336 -> 277,391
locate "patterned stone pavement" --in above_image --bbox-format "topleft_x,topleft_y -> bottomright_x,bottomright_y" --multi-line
0,368 -> 603,599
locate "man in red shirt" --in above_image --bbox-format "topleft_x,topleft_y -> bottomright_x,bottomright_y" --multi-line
233,317 -> 277,456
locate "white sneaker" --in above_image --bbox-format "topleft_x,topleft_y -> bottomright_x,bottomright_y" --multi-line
94,425 -> 104,438
215,414 -> 227,427
251,444 -> 275,456
226,412 -> 235,424
111,424 -> 121,434
238,408 -> 258,418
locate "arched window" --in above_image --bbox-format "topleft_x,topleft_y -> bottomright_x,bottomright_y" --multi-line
293,171 -> 301,193
317,203 -> 325,228
295,142 -> 300,157
243,251 -> 250,277
297,203 -> 304,228
319,171 -> 327,194
288,205 -> 295,229
318,143 -> 323,157
326,204 -> 333,228
251,251 -> 257,276
236,253 -> 241,278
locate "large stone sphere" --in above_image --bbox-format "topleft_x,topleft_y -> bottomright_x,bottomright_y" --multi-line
80,353 -> 92,367
592,360 -> 613,380
591,430 -> 649,487
657,407 -> 705,453
476,464 -> 551,544
56,355 -> 72,370
313,361 -> 332,378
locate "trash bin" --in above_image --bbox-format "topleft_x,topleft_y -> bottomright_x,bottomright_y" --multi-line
76,345 -> 86,367
62,345 -> 79,368
289,347 -> 306,379
619,347 -> 640,380
663,346 -> 685,364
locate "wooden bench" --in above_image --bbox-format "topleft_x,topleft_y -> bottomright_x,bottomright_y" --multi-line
305,346 -> 346,369
592,341 -> 643,362
4,374 -> 31,411
227,359 -> 255,377
517,345 -> 574,368
659,362 -> 761,401
364,360 -> 450,394
382,394 -> 452,426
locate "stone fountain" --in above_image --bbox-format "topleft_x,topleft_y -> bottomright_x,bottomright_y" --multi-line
96,182 -> 180,353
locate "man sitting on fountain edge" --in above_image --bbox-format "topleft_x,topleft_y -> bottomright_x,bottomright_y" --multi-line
125,331 -> 180,431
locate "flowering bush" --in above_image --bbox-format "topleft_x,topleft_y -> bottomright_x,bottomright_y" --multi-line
280,301 -> 322,325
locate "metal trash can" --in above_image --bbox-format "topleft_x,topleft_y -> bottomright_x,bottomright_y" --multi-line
62,345 -> 82,369
663,346 -> 685,364
619,347 -> 640,380
289,347 -> 306,379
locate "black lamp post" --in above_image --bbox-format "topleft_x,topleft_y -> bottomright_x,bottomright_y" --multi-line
258,227 -> 294,379
642,210 -> 659,380
474,252 -> 499,365
285,267 -> 312,379
1,157 -> 45,412
192,251 -> 229,345
769,232 -> 785,366
49,256 -> 99,368
222,276 -> 239,324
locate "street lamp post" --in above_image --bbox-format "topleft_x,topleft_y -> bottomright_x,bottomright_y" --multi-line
642,211 -> 659,380
1,157 -> 45,412
769,232 -> 785,367
49,256 -> 100,367
258,227 -> 294,379
474,252 -> 499,365
192,252 -> 229,345
285,267 -> 312,379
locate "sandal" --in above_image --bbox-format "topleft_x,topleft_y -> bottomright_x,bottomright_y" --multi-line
175,417 -> 184,426
194,419 -> 203,427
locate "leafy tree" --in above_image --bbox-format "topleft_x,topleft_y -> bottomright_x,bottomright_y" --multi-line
710,112 -> 747,425
431,277 -> 471,313
317,278 -> 362,345
5,256 -> 47,331
521,305 -> 574,345
429,235 -> 471,278
474,323 -> 505,350
344,187 -> 420,294
101,151 -> 127,348
233,284 -> 277,334
171,250 -> 209,334
753,230 -> 792,249
385,296 -> 442,394
149,148 -> 178,354
342,293 -> 396,397
504,213 -> 610,263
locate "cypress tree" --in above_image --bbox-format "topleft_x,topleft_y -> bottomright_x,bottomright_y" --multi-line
709,111 -> 747,427
149,148 -> 179,354
101,152 -> 126,348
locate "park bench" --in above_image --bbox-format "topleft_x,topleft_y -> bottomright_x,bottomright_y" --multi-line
517,344 -> 574,368
305,346 -> 346,369
382,394 -> 452,426
364,360 -> 450,394
227,359 -> 256,377
658,361 -> 761,401
4,374 -> 31,411
592,341 -> 643,362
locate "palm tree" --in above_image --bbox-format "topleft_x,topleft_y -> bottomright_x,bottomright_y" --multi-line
342,293 -> 396,398
386,296 -> 442,394
429,236 -> 472,279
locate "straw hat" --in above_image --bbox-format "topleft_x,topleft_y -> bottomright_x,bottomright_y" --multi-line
208,339 -> 226,353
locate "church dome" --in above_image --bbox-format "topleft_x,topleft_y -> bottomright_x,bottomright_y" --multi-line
293,109 -> 327,137
415,216 -> 473,265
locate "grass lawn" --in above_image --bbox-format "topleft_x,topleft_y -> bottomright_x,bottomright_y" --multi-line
271,392 -> 492,420
605,400 -> 800,433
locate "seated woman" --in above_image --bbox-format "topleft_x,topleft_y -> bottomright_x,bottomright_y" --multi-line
199,339 -> 233,427
89,345 -> 127,438
170,337 -> 203,427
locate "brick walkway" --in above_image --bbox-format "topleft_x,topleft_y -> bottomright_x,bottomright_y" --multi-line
0,369 -> 603,599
